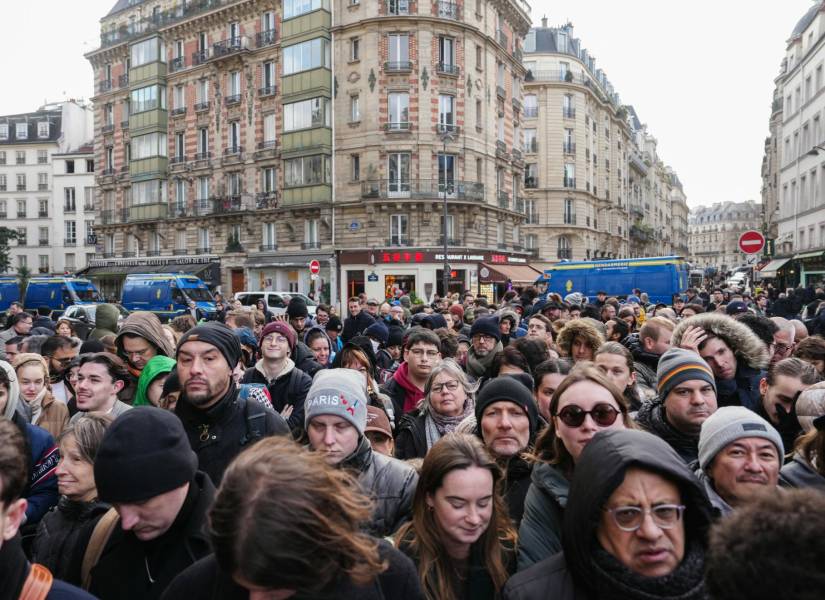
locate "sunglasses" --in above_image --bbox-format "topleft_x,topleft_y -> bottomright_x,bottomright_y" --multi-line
554,403 -> 620,428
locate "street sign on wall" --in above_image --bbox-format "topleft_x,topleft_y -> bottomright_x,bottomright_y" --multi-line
738,230 -> 765,255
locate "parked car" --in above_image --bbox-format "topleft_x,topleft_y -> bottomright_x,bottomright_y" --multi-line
725,272 -> 748,292
61,303 -> 130,339
234,291 -> 318,316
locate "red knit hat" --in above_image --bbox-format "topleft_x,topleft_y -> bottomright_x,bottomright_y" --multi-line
260,321 -> 296,352
449,304 -> 465,320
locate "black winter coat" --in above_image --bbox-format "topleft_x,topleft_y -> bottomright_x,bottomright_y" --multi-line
31,497 -> 110,586
161,540 -> 423,600
394,411 -> 428,460
241,361 -> 312,433
635,397 -> 701,464
380,377 -> 407,422
780,452 -> 825,490
342,437 -> 419,537
342,311 -> 376,343
175,382 -> 290,484
516,462 -> 569,571
503,430 -> 713,600
293,341 -> 325,377
503,456 -> 532,529
89,472 -> 216,600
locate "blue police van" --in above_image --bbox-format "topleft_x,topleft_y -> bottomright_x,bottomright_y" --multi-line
24,277 -> 102,316
121,274 -> 216,322
537,256 -> 690,305
0,277 -> 21,313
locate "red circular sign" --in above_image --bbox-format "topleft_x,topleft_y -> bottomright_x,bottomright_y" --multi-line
738,230 -> 765,254
309,260 -> 321,274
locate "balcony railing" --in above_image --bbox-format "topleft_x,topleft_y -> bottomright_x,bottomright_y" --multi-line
496,29 -> 508,48
563,142 -> 576,154
170,155 -> 187,166
193,196 -> 254,216
523,107 -> 538,118
563,177 -> 576,189
98,80 -> 112,93
361,179 -> 485,201
64,238 -> 77,247
384,122 -> 412,131
256,191 -> 278,209
259,244 -> 278,252
16,184 -> 26,191
194,101 -> 210,112
224,94 -> 242,106
385,238 -> 411,246
192,49 -> 210,65
436,123 -> 460,134
498,191 -> 510,209
39,239 -> 49,246
563,108 -> 576,118
146,250 -> 162,257
170,56 -> 186,72
558,249 -> 573,260
384,61 -> 414,73
438,236 -> 463,246
194,151 -> 212,162
195,247 -> 212,255
302,241 -> 322,249
437,1 -> 460,20
436,62 -> 460,76
213,36 -> 249,58
102,124 -> 114,134
38,210 -> 48,218
101,168 -> 115,176
259,85 -> 278,97
38,266 -> 50,274
256,29 -> 277,47
173,248 -> 188,255
223,146 -> 243,163
118,74 -> 129,87
171,107 -> 187,116
563,214 -> 577,226
386,0 -> 411,15
524,177 -> 538,189
38,184 -> 48,191
525,139 -> 538,153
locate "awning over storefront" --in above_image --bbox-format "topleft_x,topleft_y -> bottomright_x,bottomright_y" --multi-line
478,263 -> 542,285
758,257 -> 792,278
245,254 -> 334,269
793,251 -> 825,260
82,262 -> 216,278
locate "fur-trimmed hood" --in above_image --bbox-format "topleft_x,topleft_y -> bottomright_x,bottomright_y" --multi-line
498,308 -> 520,327
671,313 -> 769,372
556,319 -> 604,358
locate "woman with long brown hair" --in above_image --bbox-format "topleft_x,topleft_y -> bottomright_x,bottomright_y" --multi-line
163,436 -> 423,599
397,433 -> 515,600
517,364 -> 633,570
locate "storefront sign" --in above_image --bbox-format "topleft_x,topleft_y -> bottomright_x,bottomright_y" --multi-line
88,255 -> 220,268
341,249 -> 532,266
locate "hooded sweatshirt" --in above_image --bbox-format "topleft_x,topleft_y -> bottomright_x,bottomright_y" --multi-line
89,303 -> 121,340
115,311 -> 176,376
133,355 -> 177,407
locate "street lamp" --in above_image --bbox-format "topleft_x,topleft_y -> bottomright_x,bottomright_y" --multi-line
440,128 -> 456,299
806,144 -> 825,157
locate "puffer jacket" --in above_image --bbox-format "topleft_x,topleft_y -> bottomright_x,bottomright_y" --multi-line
31,497 -> 110,585
89,303 -> 120,340
672,313 -> 768,411
635,397 -> 701,464
341,436 -> 418,538
504,429 -> 713,600
516,462 -> 570,571
394,410 -> 427,459
780,452 -> 825,490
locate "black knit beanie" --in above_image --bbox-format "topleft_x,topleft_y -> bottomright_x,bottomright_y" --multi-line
475,376 -> 539,439
470,315 -> 501,341
176,322 -> 242,369
94,407 -> 198,503
286,297 -> 309,319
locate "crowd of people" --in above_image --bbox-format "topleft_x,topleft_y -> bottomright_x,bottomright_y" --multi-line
1,284 -> 825,599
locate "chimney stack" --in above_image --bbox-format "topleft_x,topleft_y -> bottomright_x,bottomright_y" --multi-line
541,15 -> 547,28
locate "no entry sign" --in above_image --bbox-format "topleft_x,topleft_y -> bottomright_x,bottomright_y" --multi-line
309,260 -> 321,274
738,230 -> 765,255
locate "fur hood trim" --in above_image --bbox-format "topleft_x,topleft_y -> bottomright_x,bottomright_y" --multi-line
671,313 -> 769,372
556,319 -> 604,357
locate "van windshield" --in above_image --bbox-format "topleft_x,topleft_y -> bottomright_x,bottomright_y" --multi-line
71,283 -> 101,302
184,288 -> 214,302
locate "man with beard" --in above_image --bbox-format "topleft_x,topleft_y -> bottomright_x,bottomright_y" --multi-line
41,335 -> 79,404
465,316 -> 503,379
635,348 -> 718,464
174,322 -> 289,484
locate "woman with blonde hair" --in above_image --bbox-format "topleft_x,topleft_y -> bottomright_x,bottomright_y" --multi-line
13,353 -> 69,438
517,364 -> 634,569
397,433 -> 515,600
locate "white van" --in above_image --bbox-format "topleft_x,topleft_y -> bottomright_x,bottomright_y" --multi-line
234,291 -> 318,316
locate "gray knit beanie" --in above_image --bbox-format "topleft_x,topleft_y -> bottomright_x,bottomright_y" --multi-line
304,369 -> 368,435
656,348 -> 717,402
698,406 -> 784,470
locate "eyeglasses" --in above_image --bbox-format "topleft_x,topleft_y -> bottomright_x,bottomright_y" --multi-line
432,380 -> 460,393
771,342 -> 792,355
605,504 -> 686,532
409,349 -> 439,358
554,403 -> 620,428
473,334 -> 496,343
263,335 -> 289,345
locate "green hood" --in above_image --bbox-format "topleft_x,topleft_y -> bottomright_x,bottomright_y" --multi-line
133,355 -> 176,407
89,303 -> 120,339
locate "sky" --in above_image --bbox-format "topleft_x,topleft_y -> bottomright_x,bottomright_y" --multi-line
0,0 -> 817,209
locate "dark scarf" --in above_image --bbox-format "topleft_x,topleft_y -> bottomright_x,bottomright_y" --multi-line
636,400 -> 700,463
466,342 -> 503,378
588,540 -> 708,600
0,534 -> 29,600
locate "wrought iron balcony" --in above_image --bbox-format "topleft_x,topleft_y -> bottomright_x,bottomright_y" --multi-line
169,155 -> 187,167
563,108 -> 576,119
302,241 -> 322,249
360,179 -> 484,201
436,62 -> 460,77
194,151 -> 212,162
98,80 -> 112,93
498,191 -> 510,209
384,61 -> 413,73
212,36 -> 249,58
101,124 -> 114,134
438,236 -> 463,246
38,184 -> 48,191
436,123 -> 460,135
38,267 -> 50,274
195,247 -> 212,255
171,107 -> 187,116
192,49 -> 210,65
193,196 -> 253,216
170,56 -> 186,72
386,0 -> 411,15
38,239 -> 49,246
259,243 -> 278,251
256,191 -> 278,209
256,29 -> 277,47
224,94 -> 242,106
194,101 -> 210,112
259,85 -> 277,97
384,122 -> 412,131
563,142 -> 576,154
524,177 -> 538,189
223,146 -> 243,163
173,248 -> 188,255
118,74 -> 129,87
563,177 -> 576,189
523,107 -> 538,118
64,238 -> 77,247
385,238 -> 411,246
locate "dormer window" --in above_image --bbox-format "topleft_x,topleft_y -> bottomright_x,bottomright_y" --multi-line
38,122 -> 49,138
16,123 -> 27,139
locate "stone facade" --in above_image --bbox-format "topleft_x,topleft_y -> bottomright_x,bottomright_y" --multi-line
688,200 -> 762,270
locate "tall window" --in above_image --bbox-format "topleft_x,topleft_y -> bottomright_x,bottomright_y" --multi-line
174,132 -> 184,160
228,71 -> 241,98
197,79 -> 209,105
564,164 -> 576,188
65,221 -> 77,244
563,198 -> 575,224
175,179 -> 186,211
563,94 -> 574,118
388,93 -> 410,129
228,121 -> 241,151
525,128 -> 537,152
263,113 -> 276,146
388,34 -> 409,66
557,236 -> 571,259
438,95 -> 455,132
438,37 -> 455,68
197,128 -> 208,156
388,153 -> 411,196
305,219 -> 319,244
262,62 -> 276,92
198,227 -> 210,251
351,95 -> 360,122
173,85 -> 185,109
262,222 -> 277,248
524,94 -> 537,117
197,176 -> 210,201
390,214 -> 408,244
64,188 -> 76,212
438,154 -> 455,195
262,167 -> 277,192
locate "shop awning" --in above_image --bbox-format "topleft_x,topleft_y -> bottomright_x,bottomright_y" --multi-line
758,257 -> 792,278
793,250 -> 825,260
82,262 -> 215,278
478,263 -> 542,285
245,254 -> 334,269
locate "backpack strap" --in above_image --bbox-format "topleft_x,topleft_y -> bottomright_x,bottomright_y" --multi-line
19,564 -> 53,600
81,507 -> 120,591
287,368 -> 302,403
241,394 -> 268,445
